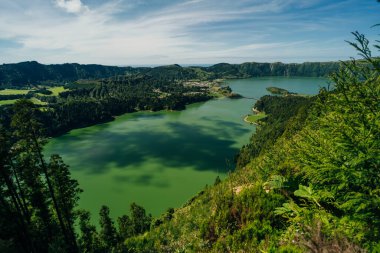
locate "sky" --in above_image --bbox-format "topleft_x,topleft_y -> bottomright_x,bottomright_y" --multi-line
0,0 -> 379,66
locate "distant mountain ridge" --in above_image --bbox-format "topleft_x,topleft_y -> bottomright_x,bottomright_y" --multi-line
0,60 -> 340,87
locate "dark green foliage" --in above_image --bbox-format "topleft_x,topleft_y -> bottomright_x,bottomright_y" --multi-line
78,210 -> 101,253
117,215 -> 134,239
48,155 -> 83,247
0,94 -> 26,100
0,61 -> 134,87
130,203 -> 152,235
0,100 -> 81,252
203,61 -> 340,79
75,203 -> 153,252
99,205 -> 118,250
279,31 -> 380,249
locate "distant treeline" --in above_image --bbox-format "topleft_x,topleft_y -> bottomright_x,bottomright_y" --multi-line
0,61 -> 138,87
0,61 -> 340,87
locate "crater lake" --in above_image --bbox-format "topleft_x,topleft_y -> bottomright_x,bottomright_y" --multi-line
44,77 -> 329,221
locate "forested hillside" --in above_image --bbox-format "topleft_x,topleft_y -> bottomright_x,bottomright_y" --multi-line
117,33 -> 379,252
0,61 -> 137,87
0,61 -> 340,87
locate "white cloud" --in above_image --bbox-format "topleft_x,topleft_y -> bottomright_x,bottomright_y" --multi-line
0,0 -> 374,65
55,0 -> 88,14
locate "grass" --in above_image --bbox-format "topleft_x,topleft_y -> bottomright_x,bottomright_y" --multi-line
0,98 -> 47,106
0,86 -> 64,106
29,97 -> 47,105
244,113 -> 266,124
47,86 -> 67,96
36,86 -> 68,96
0,99 -> 18,105
0,89 -> 30,95
0,86 -> 67,97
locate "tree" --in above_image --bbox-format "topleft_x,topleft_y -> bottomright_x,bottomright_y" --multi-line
0,126 -> 34,253
276,31 -> 380,250
117,215 -> 134,240
130,202 -> 152,235
11,100 -> 77,252
78,210 -> 101,253
99,205 -> 118,250
48,155 -> 82,251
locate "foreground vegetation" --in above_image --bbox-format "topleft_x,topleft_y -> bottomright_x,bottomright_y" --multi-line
0,32 -> 379,252
118,32 -> 379,252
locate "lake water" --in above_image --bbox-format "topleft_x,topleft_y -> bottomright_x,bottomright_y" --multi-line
44,77 -> 328,222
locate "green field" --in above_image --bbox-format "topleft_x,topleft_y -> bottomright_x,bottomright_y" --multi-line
29,97 -> 47,105
244,113 -> 266,123
0,86 -> 67,96
0,89 -> 30,95
0,86 -> 66,106
47,86 -> 67,96
0,98 -> 47,106
35,86 -> 68,96
0,99 -> 19,105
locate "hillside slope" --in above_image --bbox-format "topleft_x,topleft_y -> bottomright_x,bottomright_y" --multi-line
121,34 -> 380,253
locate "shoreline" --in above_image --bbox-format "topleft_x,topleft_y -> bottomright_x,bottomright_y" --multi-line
252,107 -> 260,114
47,87 -> 232,138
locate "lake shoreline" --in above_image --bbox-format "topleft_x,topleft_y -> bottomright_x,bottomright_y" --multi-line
48,82 -> 236,138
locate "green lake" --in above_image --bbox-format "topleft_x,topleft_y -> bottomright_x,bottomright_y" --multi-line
44,77 -> 329,222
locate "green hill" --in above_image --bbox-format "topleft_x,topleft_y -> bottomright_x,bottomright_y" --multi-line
0,61 -> 340,88
120,35 -> 380,252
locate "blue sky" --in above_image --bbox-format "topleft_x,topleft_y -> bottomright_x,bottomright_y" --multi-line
0,0 -> 379,65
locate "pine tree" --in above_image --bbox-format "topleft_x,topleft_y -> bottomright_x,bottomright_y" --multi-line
130,202 -> 152,235
99,205 -> 118,250
78,210 -> 101,253
48,154 -> 82,252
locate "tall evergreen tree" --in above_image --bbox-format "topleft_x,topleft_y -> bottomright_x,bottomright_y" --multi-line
78,210 -> 101,253
130,202 -> 152,235
48,154 -> 82,252
99,205 -> 118,250
11,99 -> 72,250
